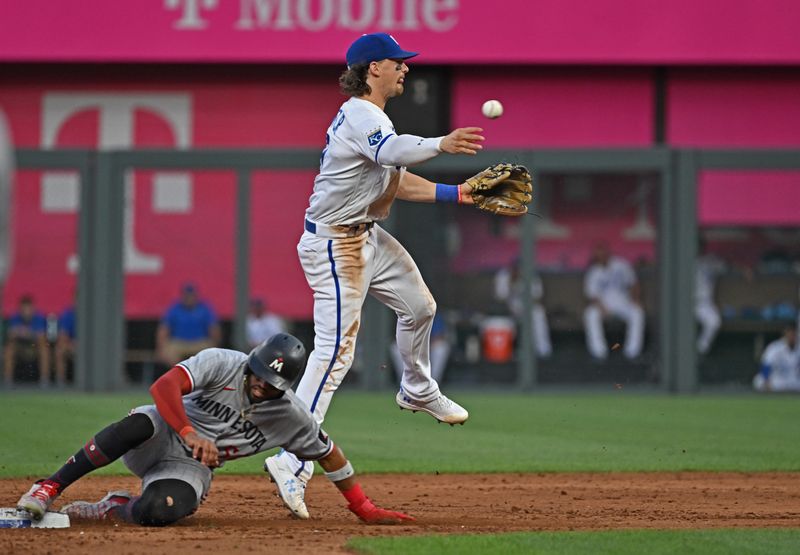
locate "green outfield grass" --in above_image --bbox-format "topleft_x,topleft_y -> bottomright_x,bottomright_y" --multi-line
0,390 -> 798,477
347,529 -> 800,555
2,391 -> 798,554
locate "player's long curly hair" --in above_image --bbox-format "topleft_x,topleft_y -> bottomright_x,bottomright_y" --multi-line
339,63 -> 371,97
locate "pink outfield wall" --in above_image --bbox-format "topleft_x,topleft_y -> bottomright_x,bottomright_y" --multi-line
0,70 -> 344,320
2,65 -> 799,318
1,0 -> 800,64
699,171 -> 800,226
668,69 -> 800,147
452,68 -> 800,148
452,68 -> 653,147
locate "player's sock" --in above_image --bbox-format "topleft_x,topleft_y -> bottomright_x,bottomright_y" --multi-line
48,413 -> 154,489
107,496 -> 140,524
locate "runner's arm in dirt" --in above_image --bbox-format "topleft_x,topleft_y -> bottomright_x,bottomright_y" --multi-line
318,443 -> 414,525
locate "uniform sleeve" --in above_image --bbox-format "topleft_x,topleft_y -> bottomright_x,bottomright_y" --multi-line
761,343 -> 778,367
7,314 -> 21,336
374,134 -> 443,166
618,259 -> 637,287
178,348 -> 239,392
345,112 -> 441,167
585,268 -> 600,299
282,409 -> 334,461
343,113 -> 395,164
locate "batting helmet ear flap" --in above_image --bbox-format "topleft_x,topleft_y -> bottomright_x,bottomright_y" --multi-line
247,333 -> 307,391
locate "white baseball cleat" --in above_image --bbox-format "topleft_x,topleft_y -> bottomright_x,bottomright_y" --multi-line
265,455 -> 309,520
61,490 -> 132,520
17,479 -> 62,520
396,390 -> 469,425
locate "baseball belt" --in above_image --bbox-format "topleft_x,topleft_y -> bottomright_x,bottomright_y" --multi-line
304,218 -> 374,238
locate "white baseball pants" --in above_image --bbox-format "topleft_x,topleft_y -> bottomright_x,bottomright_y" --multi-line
280,224 -> 441,479
294,224 -> 441,424
695,300 -> 721,354
583,297 -> 645,359
530,304 -> 552,358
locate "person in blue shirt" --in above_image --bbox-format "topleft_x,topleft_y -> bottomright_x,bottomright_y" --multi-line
752,325 -> 800,392
156,283 -> 221,368
3,295 -> 50,388
54,303 -> 76,387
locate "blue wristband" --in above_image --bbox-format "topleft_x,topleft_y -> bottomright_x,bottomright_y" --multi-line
435,183 -> 459,203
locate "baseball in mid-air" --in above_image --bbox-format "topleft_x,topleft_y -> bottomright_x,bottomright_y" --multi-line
482,99 -> 504,119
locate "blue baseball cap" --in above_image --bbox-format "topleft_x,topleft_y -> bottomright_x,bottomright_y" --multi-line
345,33 -> 418,68
181,282 -> 197,294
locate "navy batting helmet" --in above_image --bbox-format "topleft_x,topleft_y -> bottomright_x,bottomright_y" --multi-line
246,333 -> 306,391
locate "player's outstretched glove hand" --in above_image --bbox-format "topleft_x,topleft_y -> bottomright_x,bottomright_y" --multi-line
348,496 -> 415,525
465,162 -> 533,216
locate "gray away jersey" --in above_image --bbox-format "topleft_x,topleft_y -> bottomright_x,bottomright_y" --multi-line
176,348 -> 332,466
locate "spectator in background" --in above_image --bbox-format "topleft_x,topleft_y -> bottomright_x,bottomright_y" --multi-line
3,295 -> 50,388
753,325 -> 800,392
391,313 -> 451,384
54,302 -> 76,387
493,258 -> 552,359
695,239 -> 756,355
583,243 -> 645,361
245,297 -> 288,350
695,241 -> 727,355
156,283 -> 220,367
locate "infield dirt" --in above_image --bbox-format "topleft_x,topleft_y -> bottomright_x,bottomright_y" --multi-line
2,472 -> 799,554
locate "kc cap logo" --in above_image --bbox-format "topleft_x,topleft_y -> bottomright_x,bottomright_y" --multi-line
269,358 -> 284,373
367,128 -> 383,146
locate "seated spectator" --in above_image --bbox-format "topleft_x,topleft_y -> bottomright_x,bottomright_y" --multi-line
245,298 -> 288,350
583,243 -> 645,361
54,303 -> 76,388
391,313 -> 451,384
156,283 -> 221,368
753,326 -> 800,392
493,258 -> 552,359
3,294 -> 50,388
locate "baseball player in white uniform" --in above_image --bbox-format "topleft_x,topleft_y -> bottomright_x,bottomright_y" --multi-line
17,334 -> 412,525
695,252 -> 726,355
753,326 -> 800,392
265,32 -> 487,519
583,244 -> 645,360
494,261 -> 552,358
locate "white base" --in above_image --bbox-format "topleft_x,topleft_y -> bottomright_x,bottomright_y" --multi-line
0,508 -> 70,528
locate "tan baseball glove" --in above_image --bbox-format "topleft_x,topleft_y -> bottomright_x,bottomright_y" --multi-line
464,163 -> 533,216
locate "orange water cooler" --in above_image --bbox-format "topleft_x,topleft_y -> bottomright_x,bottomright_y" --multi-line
480,316 -> 516,363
